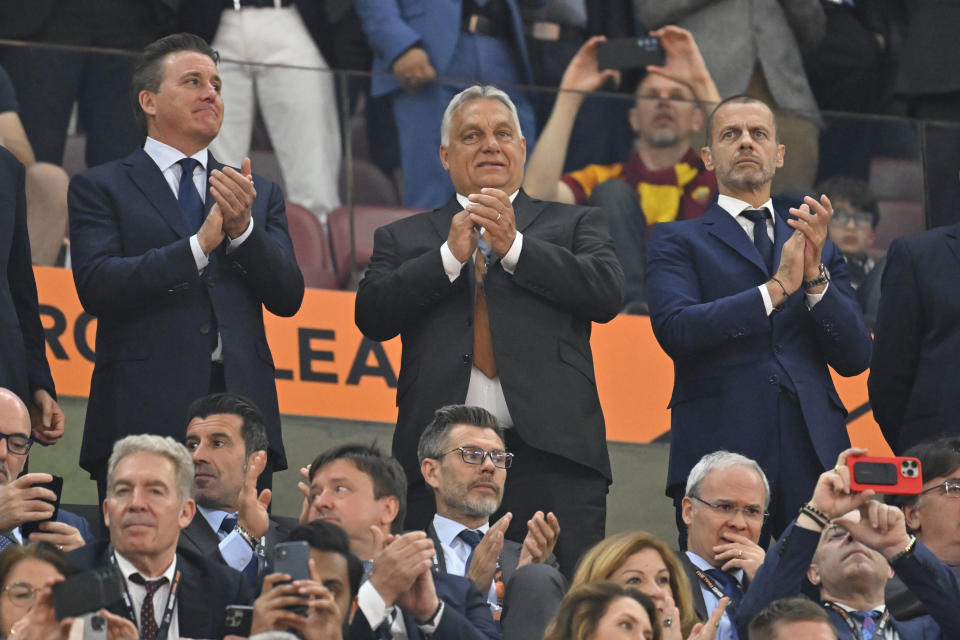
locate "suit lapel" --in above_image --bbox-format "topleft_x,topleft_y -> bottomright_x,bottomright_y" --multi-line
179,515 -> 222,558
513,190 -> 547,232
944,222 -> 960,267
427,196 -> 462,242
176,553 -> 212,639
681,553 -> 709,621
124,148 -> 192,238
205,154 -> 221,217
771,208 -> 793,273
702,204 -> 769,275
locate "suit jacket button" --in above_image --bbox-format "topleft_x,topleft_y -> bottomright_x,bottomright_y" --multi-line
200,323 -> 211,335
769,375 -> 779,384
774,344 -> 783,354
462,354 -> 472,364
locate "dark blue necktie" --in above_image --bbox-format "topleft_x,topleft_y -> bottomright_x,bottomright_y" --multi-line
741,208 -> 774,275
0,534 -> 14,551
852,610 -> 880,640
706,568 -> 744,606
458,529 -> 482,572
177,157 -> 204,232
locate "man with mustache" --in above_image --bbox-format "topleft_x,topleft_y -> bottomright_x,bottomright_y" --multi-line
524,26 -> 719,312
646,95 -> 871,548
180,392 -> 297,581
418,404 -> 565,640
67,434 -> 253,639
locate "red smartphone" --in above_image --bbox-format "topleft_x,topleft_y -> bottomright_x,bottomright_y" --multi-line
846,455 -> 922,495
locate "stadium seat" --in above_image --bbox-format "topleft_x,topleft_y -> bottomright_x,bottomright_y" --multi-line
285,202 -> 338,289
872,200 -> 925,257
339,158 -> 401,207
869,157 -> 923,203
328,204 -> 420,289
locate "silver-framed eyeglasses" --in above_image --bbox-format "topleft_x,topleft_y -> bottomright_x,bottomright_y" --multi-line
921,478 -> 960,497
0,432 -> 32,455
4,581 -> 39,605
439,446 -> 513,469
691,495 -> 768,522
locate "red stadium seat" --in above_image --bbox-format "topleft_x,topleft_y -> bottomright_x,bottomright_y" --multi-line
285,202 -> 338,289
328,205 -> 420,289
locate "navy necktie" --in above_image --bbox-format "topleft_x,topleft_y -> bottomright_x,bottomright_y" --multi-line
0,534 -> 14,551
219,514 -> 237,538
706,568 -> 744,606
177,157 -> 204,232
741,208 -> 774,275
851,610 -> 880,640
458,529 -> 483,572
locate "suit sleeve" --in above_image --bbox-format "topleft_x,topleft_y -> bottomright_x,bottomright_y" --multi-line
68,171 -> 201,317
222,182 -> 304,317
355,223 -> 464,341
890,542 -> 960,639
8,155 -> 55,395
510,205 -> 624,322
354,0 -> 422,68
433,580 -> 501,640
868,237 -> 921,449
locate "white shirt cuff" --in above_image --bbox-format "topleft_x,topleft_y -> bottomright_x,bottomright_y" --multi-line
805,280 -> 828,309
500,231 -> 522,274
441,241 -> 466,282
357,581 -> 390,629
190,234 -> 210,272
417,601 -> 444,634
758,284 -> 774,316
219,530 -> 255,571
227,216 -> 254,254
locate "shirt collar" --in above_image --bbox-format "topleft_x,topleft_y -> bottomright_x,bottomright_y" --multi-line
685,550 -> 745,584
433,513 -> 490,548
833,602 -> 887,615
455,190 -> 519,211
717,194 -> 775,223
114,549 -> 177,582
144,136 -> 208,174
196,504 -> 237,533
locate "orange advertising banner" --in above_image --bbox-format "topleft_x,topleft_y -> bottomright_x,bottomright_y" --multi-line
36,266 -> 890,453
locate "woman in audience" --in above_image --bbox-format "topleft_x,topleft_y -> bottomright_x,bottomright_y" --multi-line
0,543 -> 70,638
572,532 -> 704,640
543,581 -> 661,640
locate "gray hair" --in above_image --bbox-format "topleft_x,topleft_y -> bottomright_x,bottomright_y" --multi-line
440,85 -> 523,147
106,434 -> 195,502
685,450 -> 770,508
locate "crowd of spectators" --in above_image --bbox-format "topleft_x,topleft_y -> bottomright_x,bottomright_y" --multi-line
1,1 -> 960,640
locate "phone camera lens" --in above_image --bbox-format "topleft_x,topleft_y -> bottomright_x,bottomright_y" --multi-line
91,615 -> 106,631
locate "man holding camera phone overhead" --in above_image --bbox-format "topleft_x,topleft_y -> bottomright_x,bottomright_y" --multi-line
646,95 -> 872,548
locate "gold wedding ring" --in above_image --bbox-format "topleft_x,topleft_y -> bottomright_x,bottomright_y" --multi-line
738,549 -> 743,559
496,213 -> 502,222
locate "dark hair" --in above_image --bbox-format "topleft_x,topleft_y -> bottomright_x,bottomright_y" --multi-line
308,444 -> 407,534
416,405 -> 504,463
287,520 -> 364,601
186,393 -> 269,458
706,94 -> 780,144
543,582 -> 661,640
888,436 -> 960,508
748,597 -> 836,640
130,32 -> 219,134
815,176 -> 879,227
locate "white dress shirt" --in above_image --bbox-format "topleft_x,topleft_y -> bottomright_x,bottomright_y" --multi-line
432,514 -> 499,610
114,550 -> 180,640
716,194 -> 827,315
438,190 -> 522,429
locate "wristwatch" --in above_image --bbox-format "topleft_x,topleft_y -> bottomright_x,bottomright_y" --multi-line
802,263 -> 830,289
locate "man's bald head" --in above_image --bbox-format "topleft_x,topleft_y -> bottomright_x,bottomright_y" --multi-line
0,388 -> 31,484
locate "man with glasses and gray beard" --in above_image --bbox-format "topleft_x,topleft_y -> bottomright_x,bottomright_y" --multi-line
418,405 -> 565,640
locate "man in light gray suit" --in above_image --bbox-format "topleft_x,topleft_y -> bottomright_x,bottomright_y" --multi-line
632,2 -> 826,192
418,405 -> 566,640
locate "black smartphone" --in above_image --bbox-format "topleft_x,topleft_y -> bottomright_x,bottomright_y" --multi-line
21,474 -> 63,539
51,566 -> 124,620
273,540 -> 311,615
596,37 -> 665,70
224,605 -> 254,636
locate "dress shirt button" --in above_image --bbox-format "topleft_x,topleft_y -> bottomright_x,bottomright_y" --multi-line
462,353 -> 472,364
200,323 -> 211,335
769,375 -> 779,384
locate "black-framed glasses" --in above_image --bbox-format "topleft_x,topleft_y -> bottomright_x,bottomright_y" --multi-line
691,495 -> 767,522
921,478 -> 960,497
829,209 -> 874,228
0,432 -> 32,455
4,581 -> 39,604
822,524 -> 851,543
439,446 -> 513,469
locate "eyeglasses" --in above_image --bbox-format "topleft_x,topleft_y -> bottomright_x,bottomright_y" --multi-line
4,582 -> 39,605
438,446 -> 513,469
829,209 -> 874,228
823,525 -> 851,543
691,496 -> 767,522
921,478 -> 960,497
0,432 -> 32,455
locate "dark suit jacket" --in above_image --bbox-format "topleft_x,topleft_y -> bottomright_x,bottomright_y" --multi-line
349,571 -> 501,640
0,147 -> 55,408
67,540 -> 254,639
868,222 -> 960,453
177,511 -> 297,568
734,522 -> 959,639
887,564 -> 960,620
646,204 -> 872,493
68,148 -> 304,479
355,191 -> 623,484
